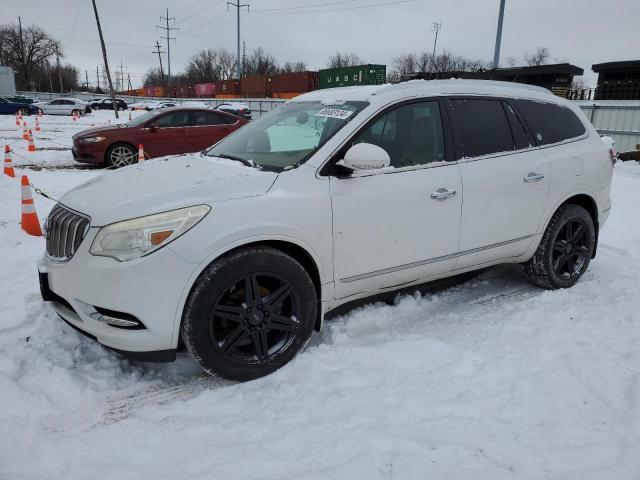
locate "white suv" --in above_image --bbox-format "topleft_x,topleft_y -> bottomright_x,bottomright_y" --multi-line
39,80 -> 613,380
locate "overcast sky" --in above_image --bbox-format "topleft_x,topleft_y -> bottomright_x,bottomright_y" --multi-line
3,0 -> 638,88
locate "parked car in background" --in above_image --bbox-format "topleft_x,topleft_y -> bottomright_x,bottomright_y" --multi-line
216,102 -> 252,119
35,98 -> 91,116
0,96 -> 40,115
72,107 -> 247,167
129,100 -> 158,111
153,101 -> 179,110
89,98 -> 128,111
41,80 -> 613,381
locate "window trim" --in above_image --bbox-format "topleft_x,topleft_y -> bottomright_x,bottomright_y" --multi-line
319,96 -> 455,177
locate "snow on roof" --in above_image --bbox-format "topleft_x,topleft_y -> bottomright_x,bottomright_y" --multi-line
293,79 -> 555,104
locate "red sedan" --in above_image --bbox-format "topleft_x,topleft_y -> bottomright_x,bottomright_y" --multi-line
72,107 -> 248,167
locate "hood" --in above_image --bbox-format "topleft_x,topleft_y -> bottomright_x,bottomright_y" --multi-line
59,154 -> 278,226
72,124 -> 128,140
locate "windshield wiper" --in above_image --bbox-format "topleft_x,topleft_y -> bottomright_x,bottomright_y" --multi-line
213,153 -> 254,168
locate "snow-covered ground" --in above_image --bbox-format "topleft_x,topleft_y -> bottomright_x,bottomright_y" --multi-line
1,110 -> 640,479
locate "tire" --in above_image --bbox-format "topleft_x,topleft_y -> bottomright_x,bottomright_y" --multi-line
181,246 -> 317,381
118,106 -> 125,111
105,142 -> 136,168
524,204 -> 596,289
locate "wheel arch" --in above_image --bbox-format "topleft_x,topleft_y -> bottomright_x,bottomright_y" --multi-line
551,193 -> 599,258
176,237 -> 326,348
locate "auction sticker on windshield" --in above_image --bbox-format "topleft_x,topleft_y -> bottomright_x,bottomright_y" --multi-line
315,107 -> 354,120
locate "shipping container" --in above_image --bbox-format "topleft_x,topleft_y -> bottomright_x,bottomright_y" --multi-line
137,88 -> 146,96
153,86 -> 165,97
172,84 -> 194,98
269,71 -> 318,94
240,75 -> 267,97
194,83 -> 216,97
272,92 -> 301,100
216,79 -> 240,97
319,64 -> 386,89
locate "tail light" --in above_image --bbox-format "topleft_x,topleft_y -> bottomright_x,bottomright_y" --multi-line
609,148 -> 617,165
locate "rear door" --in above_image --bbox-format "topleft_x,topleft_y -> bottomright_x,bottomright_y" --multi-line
447,97 -> 550,268
140,110 -> 191,157
188,110 -> 234,150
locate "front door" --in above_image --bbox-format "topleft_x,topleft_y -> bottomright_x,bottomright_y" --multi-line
141,110 -> 191,157
447,98 -> 551,268
331,100 -> 462,299
189,110 -> 233,150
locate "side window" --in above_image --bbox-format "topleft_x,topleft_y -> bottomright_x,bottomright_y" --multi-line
191,111 -> 223,126
50,99 -> 63,105
515,100 -> 586,145
448,99 -> 514,158
219,113 -> 238,125
155,111 -> 190,127
350,101 -> 445,168
504,102 -> 531,149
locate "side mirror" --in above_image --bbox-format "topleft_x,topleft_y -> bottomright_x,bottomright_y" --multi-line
338,143 -> 391,171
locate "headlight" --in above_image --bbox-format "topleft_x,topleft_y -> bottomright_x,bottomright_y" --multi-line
90,205 -> 210,261
79,136 -> 106,143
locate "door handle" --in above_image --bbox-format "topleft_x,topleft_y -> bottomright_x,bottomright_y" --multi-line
523,172 -> 545,182
430,188 -> 457,200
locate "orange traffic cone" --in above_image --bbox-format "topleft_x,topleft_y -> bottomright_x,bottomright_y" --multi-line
3,145 -> 15,177
15,114 -> 20,126
27,130 -> 36,152
72,112 -> 77,122
22,122 -> 29,140
128,111 -> 132,121
138,144 -> 145,163
35,118 -> 41,132
20,175 -> 43,236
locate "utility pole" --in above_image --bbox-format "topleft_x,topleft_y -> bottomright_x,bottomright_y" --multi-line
492,0 -> 506,69
431,21 -> 441,78
18,16 -> 25,88
127,74 -> 132,92
156,9 -> 177,93
56,47 -> 63,94
85,69 -> 89,91
153,40 -> 167,95
96,65 -> 100,91
91,0 -> 119,118
227,1 -> 249,79
242,40 -> 246,78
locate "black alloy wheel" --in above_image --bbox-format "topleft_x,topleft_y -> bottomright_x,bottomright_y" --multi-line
525,204 -> 596,289
182,246 -> 317,381
551,218 -> 590,281
210,273 -> 301,365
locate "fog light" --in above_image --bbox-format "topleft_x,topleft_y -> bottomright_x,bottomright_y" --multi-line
90,306 -> 145,330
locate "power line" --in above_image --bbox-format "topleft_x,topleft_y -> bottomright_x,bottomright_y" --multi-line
251,0 -> 360,12
251,0 -> 417,15
251,0 -> 417,14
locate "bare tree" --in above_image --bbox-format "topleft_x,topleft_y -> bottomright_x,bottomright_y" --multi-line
504,56 -> 518,67
280,61 -> 307,74
524,47 -> 550,66
0,22 -> 60,90
389,49 -> 488,81
327,52 -> 365,69
243,48 -> 279,76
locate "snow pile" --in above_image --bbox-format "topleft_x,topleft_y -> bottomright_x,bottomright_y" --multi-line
1,110 -> 640,479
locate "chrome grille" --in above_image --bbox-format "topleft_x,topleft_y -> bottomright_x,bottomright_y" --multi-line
45,204 -> 90,261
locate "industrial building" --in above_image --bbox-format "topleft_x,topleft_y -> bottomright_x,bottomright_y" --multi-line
592,60 -> 640,100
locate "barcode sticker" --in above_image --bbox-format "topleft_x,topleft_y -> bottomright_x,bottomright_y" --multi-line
315,108 -> 354,120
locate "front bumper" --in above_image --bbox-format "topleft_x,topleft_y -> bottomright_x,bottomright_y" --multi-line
71,142 -> 105,164
38,229 -> 199,362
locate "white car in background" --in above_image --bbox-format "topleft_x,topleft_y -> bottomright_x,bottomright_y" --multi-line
216,102 -> 252,119
129,100 -> 159,111
35,98 -> 90,116
39,80 -> 613,381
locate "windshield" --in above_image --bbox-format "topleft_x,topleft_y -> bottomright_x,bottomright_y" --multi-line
206,101 -> 367,171
127,110 -> 158,127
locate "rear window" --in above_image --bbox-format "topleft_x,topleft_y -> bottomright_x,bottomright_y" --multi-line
448,99 -> 514,158
515,100 -> 586,145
